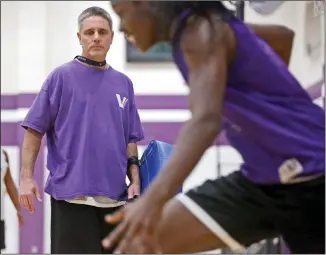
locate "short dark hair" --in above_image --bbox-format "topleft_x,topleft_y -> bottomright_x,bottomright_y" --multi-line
78,6 -> 113,31
149,1 -> 231,25
148,1 -> 233,39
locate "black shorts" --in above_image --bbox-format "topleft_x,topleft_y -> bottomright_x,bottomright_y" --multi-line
177,171 -> 325,254
0,220 -> 5,250
51,197 -> 122,254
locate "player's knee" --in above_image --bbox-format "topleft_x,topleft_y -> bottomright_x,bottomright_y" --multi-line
157,199 -> 224,253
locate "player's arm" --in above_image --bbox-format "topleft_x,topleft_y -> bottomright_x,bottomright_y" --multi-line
248,24 -> 295,66
146,17 -> 229,203
3,150 -> 21,213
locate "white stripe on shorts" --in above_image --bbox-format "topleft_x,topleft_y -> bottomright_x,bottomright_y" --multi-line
176,193 -> 246,253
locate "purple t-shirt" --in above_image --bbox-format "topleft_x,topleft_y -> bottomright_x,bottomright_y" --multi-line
172,9 -> 325,184
22,60 -> 144,200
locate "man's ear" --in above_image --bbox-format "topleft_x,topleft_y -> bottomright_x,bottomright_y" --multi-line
77,32 -> 82,45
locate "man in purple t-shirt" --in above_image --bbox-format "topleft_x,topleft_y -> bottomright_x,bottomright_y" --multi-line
18,6 -> 144,254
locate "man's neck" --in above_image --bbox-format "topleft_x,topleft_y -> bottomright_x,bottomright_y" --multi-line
78,54 -> 109,70
77,60 -> 109,70
82,53 -> 107,62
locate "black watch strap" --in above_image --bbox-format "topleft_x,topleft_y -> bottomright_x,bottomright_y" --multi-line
127,156 -> 140,169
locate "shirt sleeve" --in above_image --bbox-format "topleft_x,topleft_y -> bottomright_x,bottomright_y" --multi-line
128,81 -> 145,144
21,70 -> 62,134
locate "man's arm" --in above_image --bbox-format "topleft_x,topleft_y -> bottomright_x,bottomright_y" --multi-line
126,78 -> 144,188
127,143 -> 140,185
19,71 -> 61,212
249,24 -> 295,66
20,128 -> 43,179
20,71 -> 61,179
19,128 -> 43,212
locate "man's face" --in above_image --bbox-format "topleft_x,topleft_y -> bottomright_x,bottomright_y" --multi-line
77,15 -> 114,60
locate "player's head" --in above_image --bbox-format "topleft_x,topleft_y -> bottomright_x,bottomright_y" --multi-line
111,1 -> 228,52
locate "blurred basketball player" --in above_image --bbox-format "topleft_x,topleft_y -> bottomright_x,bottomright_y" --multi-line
101,1 -> 325,254
1,148 -> 24,250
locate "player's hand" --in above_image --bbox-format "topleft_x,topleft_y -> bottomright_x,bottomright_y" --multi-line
19,177 -> 42,214
102,194 -> 164,253
127,183 -> 140,200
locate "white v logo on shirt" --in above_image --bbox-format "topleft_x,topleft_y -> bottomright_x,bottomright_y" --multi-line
116,94 -> 128,109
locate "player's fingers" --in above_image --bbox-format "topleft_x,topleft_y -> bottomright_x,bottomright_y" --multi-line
114,220 -> 145,254
113,229 -> 138,253
134,233 -> 158,254
113,235 -> 129,254
105,208 -> 125,224
102,220 -> 128,250
118,235 -> 149,254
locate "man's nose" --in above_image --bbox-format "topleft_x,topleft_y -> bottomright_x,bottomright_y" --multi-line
93,31 -> 100,41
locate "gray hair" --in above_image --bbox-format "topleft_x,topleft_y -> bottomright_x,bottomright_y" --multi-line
78,6 -> 113,31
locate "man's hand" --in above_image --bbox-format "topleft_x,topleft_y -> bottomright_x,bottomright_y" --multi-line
127,183 -> 140,200
19,177 -> 42,214
127,162 -> 141,200
102,194 -> 164,253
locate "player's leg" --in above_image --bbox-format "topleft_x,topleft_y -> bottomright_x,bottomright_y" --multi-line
156,171 -> 279,253
51,198 -> 102,254
278,175 -> 325,254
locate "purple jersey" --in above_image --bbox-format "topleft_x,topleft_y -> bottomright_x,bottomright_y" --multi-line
22,60 -> 144,200
172,9 -> 325,184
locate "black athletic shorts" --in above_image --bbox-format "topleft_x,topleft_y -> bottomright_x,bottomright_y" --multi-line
51,197 -> 122,254
0,220 -> 5,250
177,171 -> 325,254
